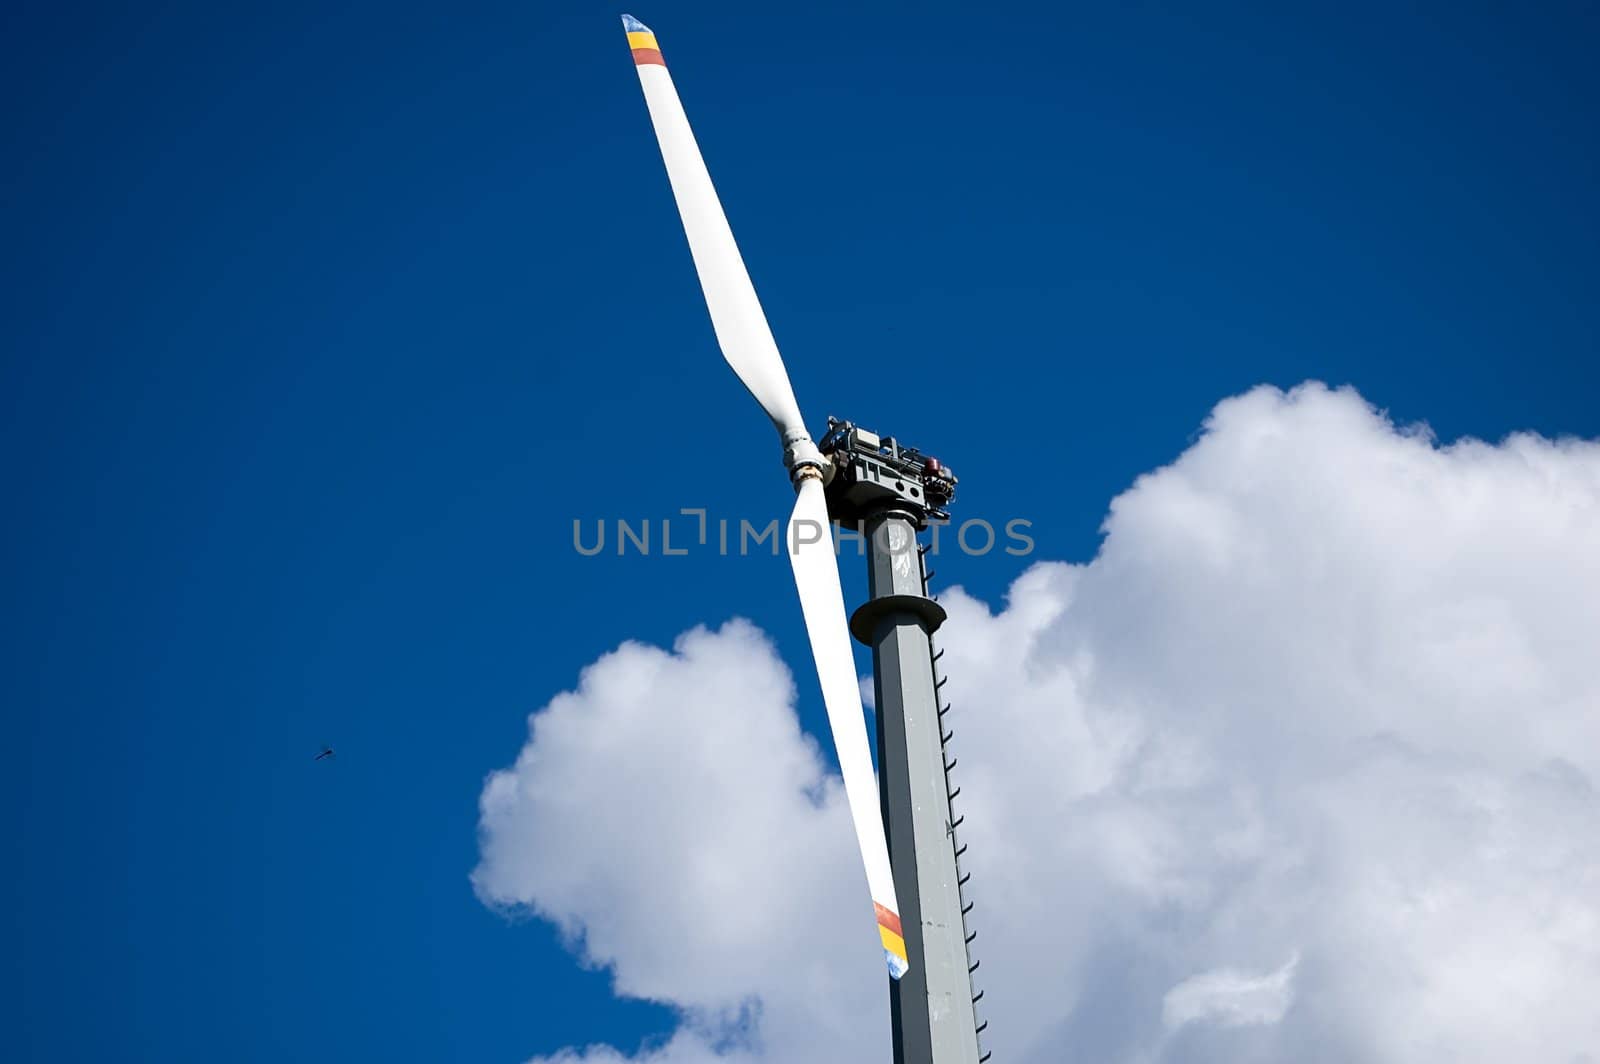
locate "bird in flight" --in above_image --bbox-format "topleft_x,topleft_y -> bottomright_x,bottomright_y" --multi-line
314,746 -> 335,761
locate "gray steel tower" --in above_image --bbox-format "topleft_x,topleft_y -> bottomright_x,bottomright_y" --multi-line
821,419 -> 989,1064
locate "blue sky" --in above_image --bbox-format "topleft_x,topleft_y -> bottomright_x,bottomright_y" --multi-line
6,2 -> 1597,1061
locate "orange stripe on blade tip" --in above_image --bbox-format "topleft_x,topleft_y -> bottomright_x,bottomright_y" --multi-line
874,902 -> 903,938
632,47 -> 665,66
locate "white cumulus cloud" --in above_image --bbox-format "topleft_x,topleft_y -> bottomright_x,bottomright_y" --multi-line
475,383 -> 1600,1064
1161,954 -> 1299,1031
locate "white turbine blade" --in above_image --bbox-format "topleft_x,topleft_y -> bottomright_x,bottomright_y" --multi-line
622,17 -> 901,978
788,477 -> 909,981
622,15 -> 806,440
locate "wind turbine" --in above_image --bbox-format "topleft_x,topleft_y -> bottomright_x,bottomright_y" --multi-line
621,16 -> 986,1064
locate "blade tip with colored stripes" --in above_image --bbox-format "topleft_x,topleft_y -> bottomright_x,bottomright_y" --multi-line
877,900 -> 909,981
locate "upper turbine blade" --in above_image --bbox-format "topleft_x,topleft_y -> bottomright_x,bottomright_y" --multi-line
788,477 -> 910,981
622,15 -> 807,442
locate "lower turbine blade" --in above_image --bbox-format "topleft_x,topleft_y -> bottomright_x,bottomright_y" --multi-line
787,478 -> 909,981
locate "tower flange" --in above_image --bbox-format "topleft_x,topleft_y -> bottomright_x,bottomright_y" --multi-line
850,594 -> 947,645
